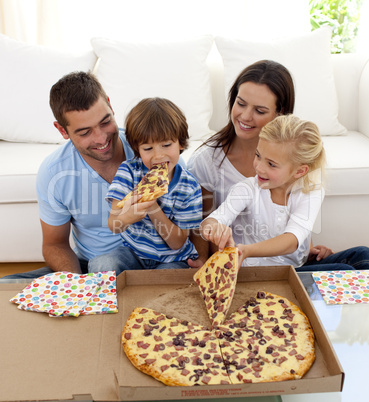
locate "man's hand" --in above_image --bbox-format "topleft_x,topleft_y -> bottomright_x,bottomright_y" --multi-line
308,244 -> 334,261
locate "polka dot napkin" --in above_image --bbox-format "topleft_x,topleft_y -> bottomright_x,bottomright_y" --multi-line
312,270 -> 369,305
9,271 -> 118,317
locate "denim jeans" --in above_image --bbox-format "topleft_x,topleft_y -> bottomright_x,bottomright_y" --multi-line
88,246 -> 190,275
298,246 -> 369,272
2,259 -> 89,280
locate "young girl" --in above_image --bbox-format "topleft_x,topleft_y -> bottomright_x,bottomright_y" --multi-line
200,114 -> 326,268
88,97 -> 202,274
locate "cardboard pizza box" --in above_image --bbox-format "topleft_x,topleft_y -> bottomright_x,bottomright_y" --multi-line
116,266 -> 344,400
0,266 -> 344,401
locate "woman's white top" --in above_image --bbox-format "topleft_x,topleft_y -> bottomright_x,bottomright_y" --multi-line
207,176 -> 325,268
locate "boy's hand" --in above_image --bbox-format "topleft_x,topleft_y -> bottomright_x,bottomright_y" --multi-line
201,218 -> 234,252
121,193 -> 156,223
146,200 -> 163,216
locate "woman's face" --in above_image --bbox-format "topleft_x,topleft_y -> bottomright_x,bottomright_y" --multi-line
231,82 -> 278,142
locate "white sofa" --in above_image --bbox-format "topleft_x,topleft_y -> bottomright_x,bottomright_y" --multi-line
1,29 -> 369,263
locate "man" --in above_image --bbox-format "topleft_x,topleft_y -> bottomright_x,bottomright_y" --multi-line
6,71 -> 134,278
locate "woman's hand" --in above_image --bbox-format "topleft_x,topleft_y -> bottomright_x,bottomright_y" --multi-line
200,218 -> 234,251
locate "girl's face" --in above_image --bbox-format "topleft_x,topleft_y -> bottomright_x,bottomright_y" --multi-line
254,139 -> 307,193
231,82 -> 278,142
138,139 -> 183,180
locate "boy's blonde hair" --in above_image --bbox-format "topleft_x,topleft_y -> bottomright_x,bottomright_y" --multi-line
259,114 -> 326,193
125,97 -> 189,158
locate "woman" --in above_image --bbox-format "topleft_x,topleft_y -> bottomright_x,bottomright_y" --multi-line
187,60 -> 334,267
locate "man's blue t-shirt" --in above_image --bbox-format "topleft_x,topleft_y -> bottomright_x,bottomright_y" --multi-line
36,129 -> 134,261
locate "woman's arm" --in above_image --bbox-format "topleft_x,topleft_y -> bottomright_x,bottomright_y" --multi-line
188,186 -> 213,267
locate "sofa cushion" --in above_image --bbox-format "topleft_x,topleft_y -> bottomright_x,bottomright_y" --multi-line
0,34 -> 97,144
0,141 -> 59,203
215,28 -> 347,137
91,36 -> 214,142
323,131 -> 369,196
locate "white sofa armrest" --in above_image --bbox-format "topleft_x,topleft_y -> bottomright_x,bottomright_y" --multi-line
359,58 -> 369,138
331,53 -> 368,131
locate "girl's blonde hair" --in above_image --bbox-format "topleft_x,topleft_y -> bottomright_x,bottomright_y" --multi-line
259,114 -> 326,193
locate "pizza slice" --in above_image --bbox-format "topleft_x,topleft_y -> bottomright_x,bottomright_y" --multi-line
122,307 -> 231,386
221,292 -> 315,381
116,162 -> 169,208
214,327 -> 295,384
193,247 -> 239,328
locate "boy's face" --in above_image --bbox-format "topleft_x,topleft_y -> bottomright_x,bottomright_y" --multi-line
138,139 -> 183,180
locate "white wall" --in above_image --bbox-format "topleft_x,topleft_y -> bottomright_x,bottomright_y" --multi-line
1,0 -> 311,49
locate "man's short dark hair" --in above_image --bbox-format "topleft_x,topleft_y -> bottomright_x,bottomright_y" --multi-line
49,71 -> 109,130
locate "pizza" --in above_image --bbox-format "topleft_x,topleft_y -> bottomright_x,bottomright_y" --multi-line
121,292 -> 315,386
116,162 -> 169,208
214,291 -> 315,383
122,307 -> 231,386
193,247 -> 239,328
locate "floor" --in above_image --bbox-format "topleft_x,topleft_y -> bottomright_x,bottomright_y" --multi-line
0,262 -> 45,278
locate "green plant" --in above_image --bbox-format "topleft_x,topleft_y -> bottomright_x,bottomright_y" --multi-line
309,0 -> 363,53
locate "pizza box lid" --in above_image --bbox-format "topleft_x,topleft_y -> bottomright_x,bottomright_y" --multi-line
116,265 -> 344,400
0,266 -> 344,401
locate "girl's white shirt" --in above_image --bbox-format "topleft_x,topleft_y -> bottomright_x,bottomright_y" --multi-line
187,144 -> 247,244
207,175 -> 325,268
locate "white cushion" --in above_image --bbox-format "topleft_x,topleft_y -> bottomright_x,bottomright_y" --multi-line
0,141 -> 61,203
0,34 -> 97,144
323,131 -> 369,196
91,36 -> 214,141
215,28 -> 347,136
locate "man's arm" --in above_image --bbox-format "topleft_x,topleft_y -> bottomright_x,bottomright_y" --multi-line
40,220 -> 81,273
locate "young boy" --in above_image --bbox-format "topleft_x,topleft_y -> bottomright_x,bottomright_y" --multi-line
88,98 -> 202,274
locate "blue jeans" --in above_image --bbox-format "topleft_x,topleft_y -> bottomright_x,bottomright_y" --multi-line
88,246 -> 190,275
298,246 -> 369,272
2,259 -> 89,280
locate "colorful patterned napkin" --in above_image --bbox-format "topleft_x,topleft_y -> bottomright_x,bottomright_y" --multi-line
10,271 -> 118,317
312,270 -> 369,305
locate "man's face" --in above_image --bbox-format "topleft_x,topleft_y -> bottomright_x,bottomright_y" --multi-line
55,96 -> 119,164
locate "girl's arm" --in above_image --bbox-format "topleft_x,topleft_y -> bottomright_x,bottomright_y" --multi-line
108,195 -> 155,233
147,202 -> 189,250
237,233 -> 299,264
